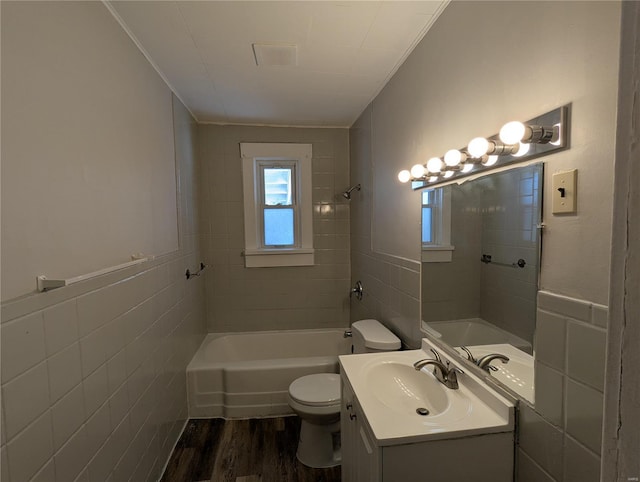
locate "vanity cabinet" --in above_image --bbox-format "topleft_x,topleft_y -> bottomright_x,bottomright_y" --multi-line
341,374 -> 514,482
341,380 -> 380,482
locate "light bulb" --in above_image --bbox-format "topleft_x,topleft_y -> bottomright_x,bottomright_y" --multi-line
499,121 -> 527,145
443,170 -> 454,178
428,176 -> 439,183
444,149 -> 465,167
398,170 -> 411,183
513,142 -> 530,157
481,155 -> 498,166
468,137 -> 490,158
426,157 -> 443,173
410,164 -> 426,178
462,163 -> 474,173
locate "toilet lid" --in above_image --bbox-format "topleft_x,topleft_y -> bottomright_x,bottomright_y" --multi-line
289,373 -> 341,407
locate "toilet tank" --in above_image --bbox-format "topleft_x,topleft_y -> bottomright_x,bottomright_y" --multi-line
351,319 -> 401,353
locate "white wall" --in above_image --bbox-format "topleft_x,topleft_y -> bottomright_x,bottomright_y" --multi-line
350,2 -> 621,480
1,1 -> 179,302
370,0 -> 620,305
0,3 -> 206,481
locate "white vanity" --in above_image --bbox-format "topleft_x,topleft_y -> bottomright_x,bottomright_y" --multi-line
339,338 -> 516,482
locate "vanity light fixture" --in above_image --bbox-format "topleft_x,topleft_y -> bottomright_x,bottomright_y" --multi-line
411,164 -> 426,178
397,104 -> 569,189
499,121 -> 558,145
398,169 -> 411,183
481,155 -> 499,167
426,157 -> 444,173
444,149 -> 466,167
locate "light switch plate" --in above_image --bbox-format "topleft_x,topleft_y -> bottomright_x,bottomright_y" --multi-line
552,169 -> 577,214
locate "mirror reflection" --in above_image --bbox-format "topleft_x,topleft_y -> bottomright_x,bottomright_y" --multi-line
420,163 -> 543,403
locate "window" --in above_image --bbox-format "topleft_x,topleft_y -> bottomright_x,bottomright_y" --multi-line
421,186 -> 454,262
259,163 -> 296,247
421,190 -> 437,245
241,143 -> 313,267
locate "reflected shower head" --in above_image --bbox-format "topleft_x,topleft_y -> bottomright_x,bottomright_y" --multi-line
342,184 -> 361,200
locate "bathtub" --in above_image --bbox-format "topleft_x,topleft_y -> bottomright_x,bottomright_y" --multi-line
187,328 -> 351,419
423,318 -> 532,353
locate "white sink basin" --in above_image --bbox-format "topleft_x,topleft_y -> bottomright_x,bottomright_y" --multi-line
339,339 -> 515,446
367,361 -> 451,416
454,344 -> 534,403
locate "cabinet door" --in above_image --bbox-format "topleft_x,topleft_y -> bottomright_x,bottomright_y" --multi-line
341,379 -> 357,482
354,413 -> 380,482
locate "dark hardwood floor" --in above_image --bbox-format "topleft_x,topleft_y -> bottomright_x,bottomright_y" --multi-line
160,417 -> 341,482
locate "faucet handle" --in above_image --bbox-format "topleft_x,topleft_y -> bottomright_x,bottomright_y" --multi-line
430,348 -> 442,362
460,346 -> 476,363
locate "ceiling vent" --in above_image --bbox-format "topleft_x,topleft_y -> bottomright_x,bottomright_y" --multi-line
252,43 -> 297,67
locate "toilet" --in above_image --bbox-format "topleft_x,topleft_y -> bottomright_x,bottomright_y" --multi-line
288,319 -> 401,468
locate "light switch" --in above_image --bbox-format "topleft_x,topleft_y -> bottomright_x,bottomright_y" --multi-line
552,169 -> 577,214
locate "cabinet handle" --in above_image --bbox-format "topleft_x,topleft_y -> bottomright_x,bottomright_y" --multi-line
349,412 -> 357,421
346,402 -> 353,410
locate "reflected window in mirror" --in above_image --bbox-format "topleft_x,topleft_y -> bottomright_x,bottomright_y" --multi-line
421,190 -> 437,245
421,187 -> 454,262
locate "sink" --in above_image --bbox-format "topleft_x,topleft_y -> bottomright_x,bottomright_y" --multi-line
339,340 -> 515,446
367,361 -> 450,415
454,344 -> 534,403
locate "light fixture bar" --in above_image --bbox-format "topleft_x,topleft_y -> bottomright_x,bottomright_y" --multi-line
404,104 -> 569,190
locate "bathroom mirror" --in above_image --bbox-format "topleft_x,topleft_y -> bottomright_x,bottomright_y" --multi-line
420,163 -> 542,403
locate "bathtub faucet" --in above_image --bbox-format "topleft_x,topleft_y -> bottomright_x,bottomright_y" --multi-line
413,358 -> 463,390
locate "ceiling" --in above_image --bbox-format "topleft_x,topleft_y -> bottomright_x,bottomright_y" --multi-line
107,1 -> 449,127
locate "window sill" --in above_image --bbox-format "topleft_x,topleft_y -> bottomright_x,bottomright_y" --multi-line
421,245 -> 455,263
244,249 -> 314,268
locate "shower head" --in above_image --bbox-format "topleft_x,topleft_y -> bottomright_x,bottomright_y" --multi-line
342,184 -> 361,200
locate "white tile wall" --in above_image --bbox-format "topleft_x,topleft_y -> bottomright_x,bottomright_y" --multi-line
563,435 -> 601,482
48,343 -> 83,403
200,124 -> 351,333
0,96 -> 205,482
1,312 -> 47,383
519,404 -> 564,480
566,321 -> 607,391
517,449 -> 556,482
519,291 -> 609,481
349,107 -> 422,347
565,380 -> 604,454
51,384 -> 85,451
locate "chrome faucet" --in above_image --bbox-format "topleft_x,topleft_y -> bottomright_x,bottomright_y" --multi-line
413,356 -> 463,390
476,353 -> 510,372
459,346 -> 477,364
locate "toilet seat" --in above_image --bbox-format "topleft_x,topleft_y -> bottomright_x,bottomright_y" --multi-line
288,373 -> 341,407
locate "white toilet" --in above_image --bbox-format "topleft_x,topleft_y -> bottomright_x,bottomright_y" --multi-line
288,319 -> 401,468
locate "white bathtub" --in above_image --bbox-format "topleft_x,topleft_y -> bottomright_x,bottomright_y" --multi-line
423,318 -> 532,353
187,328 -> 351,419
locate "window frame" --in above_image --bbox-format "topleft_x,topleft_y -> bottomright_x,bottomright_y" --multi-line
421,186 -> 454,262
240,143 -> 314,268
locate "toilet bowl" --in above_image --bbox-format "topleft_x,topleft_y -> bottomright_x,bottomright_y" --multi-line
288,319 -> 401,468
288,373 -> 342,468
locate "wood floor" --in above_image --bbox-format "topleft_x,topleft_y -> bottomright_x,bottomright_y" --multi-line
160,417 -> 341,482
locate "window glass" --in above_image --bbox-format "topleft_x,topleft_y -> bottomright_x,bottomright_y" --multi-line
264,167 -> 292,206
422,190 -> 437,244
264,208 -> 294,246
422,207 -> 433,243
